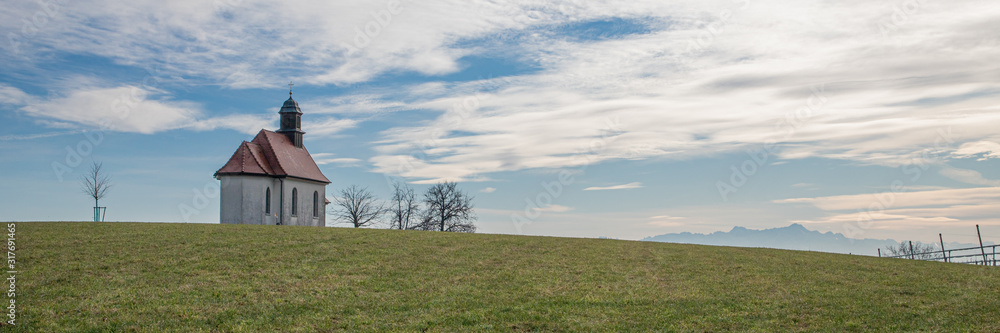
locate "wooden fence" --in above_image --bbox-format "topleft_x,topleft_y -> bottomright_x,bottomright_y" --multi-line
878,225 -> 996,266
881,244 -> 998,266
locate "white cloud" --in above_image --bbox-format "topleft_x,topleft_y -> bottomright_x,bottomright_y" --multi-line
532,204 -> 573,213
302,117 -> 358,137
189,114 -> 275,135
481,203 -> 573,215
360,1 -> 1000,182
0,85 -> 29,105
33,120 -> 79,129
952,141 -> 1000,161
0,130 -> 84,141
312,153 -> 363,167
301,94 -> 410,115
775,187 -> 1000,211
902,185 -> 953,192
4,0 -> 1000,182
3,0 -> 616,88
584,182 -> 643,191
939,166 -> 1000,187
7,84 -> 281,135
479,187 -> 496,193
774,187 -> 1000,233
649,215 -> 684,220
19,85 -> 201,134
647,215 -> 686,227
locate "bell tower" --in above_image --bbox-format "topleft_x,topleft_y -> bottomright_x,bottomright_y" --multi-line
276,82 -> 305,148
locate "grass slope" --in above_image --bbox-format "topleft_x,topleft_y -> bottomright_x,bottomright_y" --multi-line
9,222 -> 1000,332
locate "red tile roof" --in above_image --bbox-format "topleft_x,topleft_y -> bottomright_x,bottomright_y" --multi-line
215,129 -> 331,184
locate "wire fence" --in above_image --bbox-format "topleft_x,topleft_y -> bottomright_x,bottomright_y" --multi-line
881,244 -> 998,266
878,225 -> 996,266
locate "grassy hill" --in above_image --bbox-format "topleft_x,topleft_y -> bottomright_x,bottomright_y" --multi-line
9,222 -> 1000,332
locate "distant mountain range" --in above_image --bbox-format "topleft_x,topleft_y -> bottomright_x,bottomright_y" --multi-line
641,224 -> 988,256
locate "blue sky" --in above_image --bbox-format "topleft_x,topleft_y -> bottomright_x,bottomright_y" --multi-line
2,0 -> 999,244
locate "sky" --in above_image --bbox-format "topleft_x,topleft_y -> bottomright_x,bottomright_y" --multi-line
1,0 -> 999,246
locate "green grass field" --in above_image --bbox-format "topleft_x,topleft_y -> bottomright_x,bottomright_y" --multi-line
7,222 -> 1000,332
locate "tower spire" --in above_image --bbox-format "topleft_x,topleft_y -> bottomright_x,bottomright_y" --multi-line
277,88 -> 305,148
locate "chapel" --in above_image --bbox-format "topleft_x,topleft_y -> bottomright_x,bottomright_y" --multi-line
214,91 -> 330,226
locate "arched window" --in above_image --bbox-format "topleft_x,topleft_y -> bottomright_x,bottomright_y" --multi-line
265,188 -> 271,214
291,188 -> 298,216
313,191 -> 319,217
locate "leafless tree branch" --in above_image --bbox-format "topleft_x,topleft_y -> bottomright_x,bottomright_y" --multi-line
389,181 -> 420,230
331,185 -> 385,228
80,161 -> 112,210
885,241 -> 938,259
413,181 -> 476,233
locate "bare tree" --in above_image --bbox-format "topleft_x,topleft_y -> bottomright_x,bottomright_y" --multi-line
388,182 -> 420,230
80,161 -> 112,221
414,181 -> 476,232
331,185 -> 385,228
885,241 -> 938,260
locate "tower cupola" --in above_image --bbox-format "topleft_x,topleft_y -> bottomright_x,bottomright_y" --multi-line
276,86 -> 305,148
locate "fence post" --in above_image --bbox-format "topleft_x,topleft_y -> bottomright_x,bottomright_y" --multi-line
909,241 -> 915,260
939,233 -> 947,263
878,248 -> 881,258
977,225 -> 987,265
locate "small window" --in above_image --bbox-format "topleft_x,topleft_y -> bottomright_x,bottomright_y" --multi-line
291,188 -> 298,216
265,188 -> 271,214
313,191 -> 319,217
